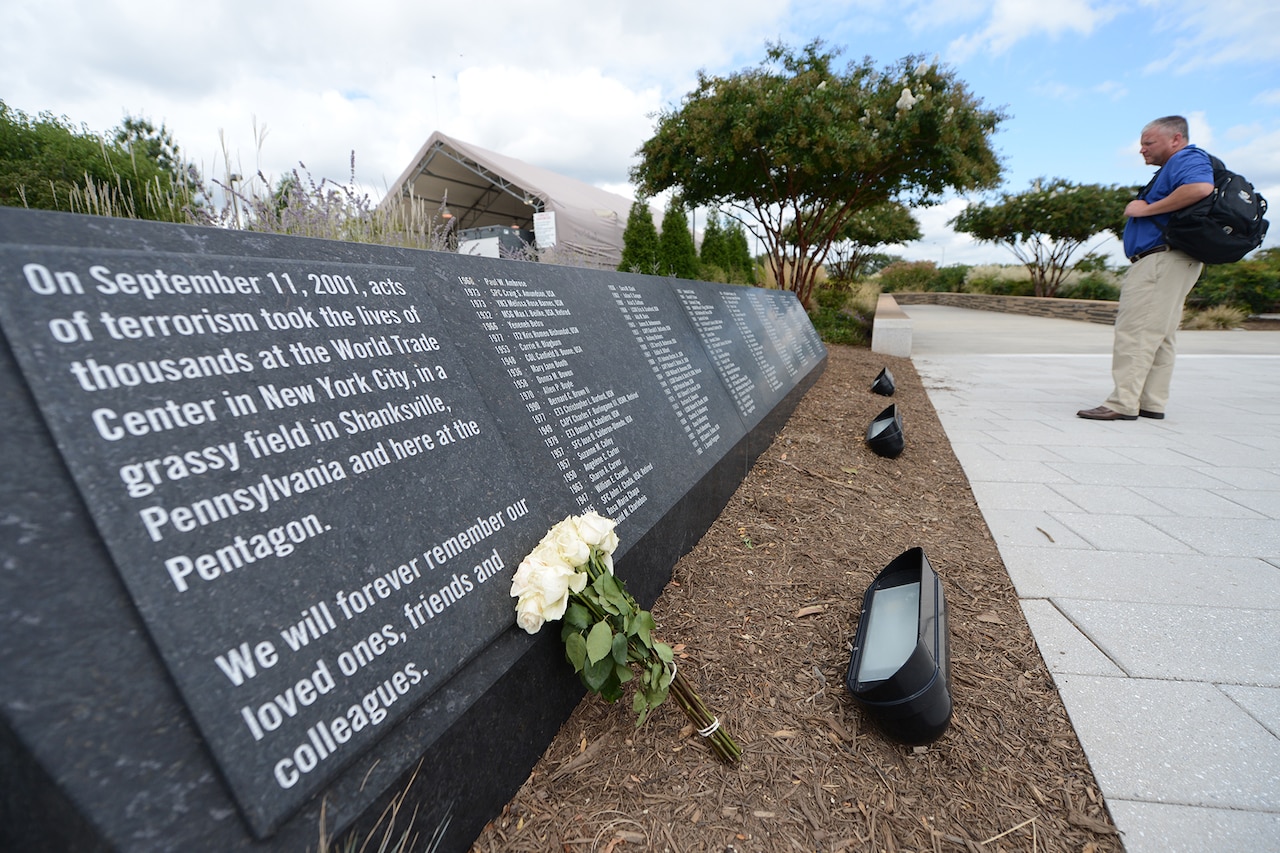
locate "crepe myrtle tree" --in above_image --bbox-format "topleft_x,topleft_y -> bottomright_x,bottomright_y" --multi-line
630,40 -> 1004,308
786,201 -> 921,281
951,178 -> 1135,297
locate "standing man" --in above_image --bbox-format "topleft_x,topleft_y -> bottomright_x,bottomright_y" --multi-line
1077,116 -> 1214,421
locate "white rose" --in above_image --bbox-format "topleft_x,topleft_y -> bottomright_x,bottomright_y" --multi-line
545,518 -> 591,567
541,586 -> 571,622
515,597 -> 545,634
509,556 -> 543,599
510,555 -> 585,626
528,538 -> 561,567
574,511 -> 619,554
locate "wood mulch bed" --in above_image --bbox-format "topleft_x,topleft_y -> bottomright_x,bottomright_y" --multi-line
470,344 -> 1122,853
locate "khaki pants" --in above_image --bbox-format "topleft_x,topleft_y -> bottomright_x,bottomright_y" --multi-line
1105,249 -> 1203,416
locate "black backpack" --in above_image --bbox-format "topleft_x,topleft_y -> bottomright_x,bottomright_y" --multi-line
1143,151 -> 1269,265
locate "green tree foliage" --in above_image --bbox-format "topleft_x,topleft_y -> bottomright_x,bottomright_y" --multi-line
114,116 -> 201,198
951,178 -> 1135,297
658,196 -> 699,278
860,252 -> 902,276
1186,247 -> 1280,314
0,100 -> 199,221
631,40 -> 1004,307
699,211 -> 730,275
618,199 -> 661,273
724,220 -> 756,283
698,211 -> 757,283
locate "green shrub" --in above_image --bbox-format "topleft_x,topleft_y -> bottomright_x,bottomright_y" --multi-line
964,275 -> 1036,296
813,281 -> 851,310
876,260 -> 937,292
1186,248 -> 1280,314
808,282 -> 873,346
1058,273 -> 1120,301
0,101 -> 200,222
929,264 -> 970,292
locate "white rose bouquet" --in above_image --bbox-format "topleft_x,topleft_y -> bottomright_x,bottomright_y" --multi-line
511,511 -> 740,763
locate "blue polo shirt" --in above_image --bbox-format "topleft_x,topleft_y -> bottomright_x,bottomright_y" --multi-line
1123,145 -> 1214,258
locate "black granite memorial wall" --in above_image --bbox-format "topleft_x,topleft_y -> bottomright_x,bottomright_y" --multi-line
0,208 -> 825,851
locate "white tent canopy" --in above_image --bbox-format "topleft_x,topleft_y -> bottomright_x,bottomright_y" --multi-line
380,131 -> 636,269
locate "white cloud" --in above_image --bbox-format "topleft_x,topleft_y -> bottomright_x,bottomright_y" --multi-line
947,0 -> 1120,61
896,198 -> 1006,266
1030,77 -> 1127,104
452,66 -> 662,188
1218,127 -> 1280,198
1187,111 -> 1214,149
0,0 -> 788,200
905,0 -> 990,32
1140,0 -> 1280,73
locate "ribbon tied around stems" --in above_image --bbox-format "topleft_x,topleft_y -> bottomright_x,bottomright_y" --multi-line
669,661 -> 723,739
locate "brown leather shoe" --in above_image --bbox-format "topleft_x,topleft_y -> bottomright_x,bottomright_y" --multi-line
1139,409 -> 1165,419
1076,405 -> 1138,421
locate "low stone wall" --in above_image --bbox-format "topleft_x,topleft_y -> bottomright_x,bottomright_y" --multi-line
891,291 -> 1119,326
870,292 -> 913,357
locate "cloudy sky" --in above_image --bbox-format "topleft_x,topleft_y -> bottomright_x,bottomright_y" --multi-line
3,0 -> 1277,265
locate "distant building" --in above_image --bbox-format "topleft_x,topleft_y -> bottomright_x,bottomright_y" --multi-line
380,131 -> 635,269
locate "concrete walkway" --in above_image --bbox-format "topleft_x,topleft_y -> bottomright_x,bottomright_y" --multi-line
903,304 -> 1280,853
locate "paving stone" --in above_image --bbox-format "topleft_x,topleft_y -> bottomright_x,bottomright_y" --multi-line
995,547 -> 1280,609
1019,599 -> 1125,676
1106,799 -> 1280,853
1053,600 -> 1280,685
1053,675 -> 1280,810
1048,511 -> 1197,554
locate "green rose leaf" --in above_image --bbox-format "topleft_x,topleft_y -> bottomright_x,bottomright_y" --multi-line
615,662 -> 634,684
583,654 -> 614,692
593,574 -> 627,615
586,620 -> 613,664
564,631 -> 587,671
633,691 -> 650,724
654,641 -> 674,664
599,675 -> 625,703
605,581 -> 632,612
564,601 -> 592,631
634,610 -> 656,645
611,632 -> 629,666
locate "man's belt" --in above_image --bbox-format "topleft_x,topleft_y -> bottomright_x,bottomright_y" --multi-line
1129,244 -> 1170,263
